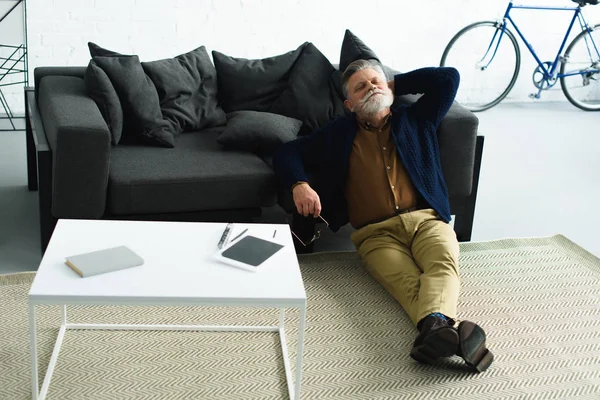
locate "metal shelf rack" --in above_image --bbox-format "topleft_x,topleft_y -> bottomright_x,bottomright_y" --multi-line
1,0 -> 28,131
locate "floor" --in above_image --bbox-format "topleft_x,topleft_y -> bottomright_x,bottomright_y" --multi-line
1,101 -> 599,275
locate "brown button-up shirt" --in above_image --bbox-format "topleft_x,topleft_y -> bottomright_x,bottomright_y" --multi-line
345,113 -> 419,229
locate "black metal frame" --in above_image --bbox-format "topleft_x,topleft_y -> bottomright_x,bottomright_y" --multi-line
25,87 -> 56,251
1,0 -> 28,132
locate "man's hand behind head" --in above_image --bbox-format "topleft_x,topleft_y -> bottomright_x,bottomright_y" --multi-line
292,183 -> 322,217
387,79 -> 395,95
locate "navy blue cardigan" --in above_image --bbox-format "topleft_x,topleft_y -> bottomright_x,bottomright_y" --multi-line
272,67 -> 460,232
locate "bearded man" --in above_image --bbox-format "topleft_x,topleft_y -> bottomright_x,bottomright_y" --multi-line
272,60 -> 494,372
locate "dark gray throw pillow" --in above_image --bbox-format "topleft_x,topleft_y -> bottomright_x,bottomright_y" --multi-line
339,29 -> 381,73
269,43 -> 347,136
88,42 -> 128,57
338,32 -> 405,99
141,46 -> 226,133
83,59 -> 124,145
93,55 -> 175,148
217,111 -> 302,156
212,44 -> 305,113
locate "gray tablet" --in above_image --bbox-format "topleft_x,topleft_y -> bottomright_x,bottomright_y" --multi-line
221,235 -> 284,267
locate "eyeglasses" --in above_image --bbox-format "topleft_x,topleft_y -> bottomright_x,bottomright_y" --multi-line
290,215 -> 329,247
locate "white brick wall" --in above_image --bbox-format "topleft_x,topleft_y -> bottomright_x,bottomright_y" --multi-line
3,0 -> 600,114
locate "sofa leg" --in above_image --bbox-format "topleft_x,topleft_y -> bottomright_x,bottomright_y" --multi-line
454,135 -> 484,242
291,213 -> 316,254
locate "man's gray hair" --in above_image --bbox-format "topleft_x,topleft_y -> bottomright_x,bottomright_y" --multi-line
341,59 -> 387,99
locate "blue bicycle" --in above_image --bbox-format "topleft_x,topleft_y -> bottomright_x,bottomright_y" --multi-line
440,0 -> 600,111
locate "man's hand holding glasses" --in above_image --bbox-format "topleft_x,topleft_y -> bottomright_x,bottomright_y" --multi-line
291,182 -> 328,247
292,182 -> 322,217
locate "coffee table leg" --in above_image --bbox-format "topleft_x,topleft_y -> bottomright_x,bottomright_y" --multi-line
62,305 -> 67,325
29,302 -> 38,400
295,303 -> 306,400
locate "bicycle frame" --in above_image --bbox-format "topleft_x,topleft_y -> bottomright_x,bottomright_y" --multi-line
481,1 -> 600,82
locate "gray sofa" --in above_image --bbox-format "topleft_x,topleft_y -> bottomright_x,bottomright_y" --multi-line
25,37 -> 484,254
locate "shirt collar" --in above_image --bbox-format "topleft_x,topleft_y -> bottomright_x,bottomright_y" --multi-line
356,111 -> 392,131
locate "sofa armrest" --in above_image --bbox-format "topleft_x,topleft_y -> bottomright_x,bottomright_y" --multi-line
437,102 -> 478,198
37,75 -> 111,218
34,66 -> 87,100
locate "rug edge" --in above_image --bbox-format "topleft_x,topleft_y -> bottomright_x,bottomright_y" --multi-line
0,271 -> 36,286
552,234 -> 600,275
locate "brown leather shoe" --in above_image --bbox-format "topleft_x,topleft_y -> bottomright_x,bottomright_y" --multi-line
457,320 -> 494,372
410,315 -> 459,364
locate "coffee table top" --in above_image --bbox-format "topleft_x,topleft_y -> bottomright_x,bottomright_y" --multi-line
29,219 -> 306,307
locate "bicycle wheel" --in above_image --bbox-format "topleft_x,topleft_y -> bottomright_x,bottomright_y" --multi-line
560,24 -> 600,111
441,21 -> 521,112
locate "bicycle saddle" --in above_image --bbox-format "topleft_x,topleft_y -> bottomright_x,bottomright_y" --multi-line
571,0 -> 599,5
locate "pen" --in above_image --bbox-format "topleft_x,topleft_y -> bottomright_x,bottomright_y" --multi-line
230,228 -> 248,244
218,223 -> 234,249
273,230 -> 277,238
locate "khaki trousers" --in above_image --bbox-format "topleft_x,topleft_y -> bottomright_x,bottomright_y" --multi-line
350,209 -> 460,326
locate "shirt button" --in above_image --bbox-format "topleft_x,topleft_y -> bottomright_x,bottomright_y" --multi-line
391,185 -> 395,189
386,166 -> 390,170
396,206 -> 399,210
383,147 -> 386,150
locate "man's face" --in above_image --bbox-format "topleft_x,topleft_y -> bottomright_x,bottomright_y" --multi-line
344,68 -> 393,117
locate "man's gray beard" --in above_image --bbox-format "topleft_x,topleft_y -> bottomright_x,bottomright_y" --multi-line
354,91 -> 394,117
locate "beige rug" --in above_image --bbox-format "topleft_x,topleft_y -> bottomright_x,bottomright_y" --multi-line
1,234 -> 600,399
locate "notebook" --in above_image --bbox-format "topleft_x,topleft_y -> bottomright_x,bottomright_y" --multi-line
65,246 -> 144,277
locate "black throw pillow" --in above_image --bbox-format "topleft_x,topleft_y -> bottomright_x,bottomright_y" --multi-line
212,44 -> 305,113
83,59 -> 123,145
142,46 -> 226,133
339,29 -> 381,73
88,42 -> 128,57
93,55 -> 175,148
217,111 -> 302,156
269,43 -> 347,136
338,31 -> 405,100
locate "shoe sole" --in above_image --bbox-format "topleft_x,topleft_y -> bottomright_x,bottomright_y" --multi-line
410,326 -> 459,365
458,321 -> 494,373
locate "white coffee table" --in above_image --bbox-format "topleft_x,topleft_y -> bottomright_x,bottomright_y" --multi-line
28,219 -> 307,400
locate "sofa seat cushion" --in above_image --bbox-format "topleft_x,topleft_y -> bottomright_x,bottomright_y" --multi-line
107,127 -> 276,215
